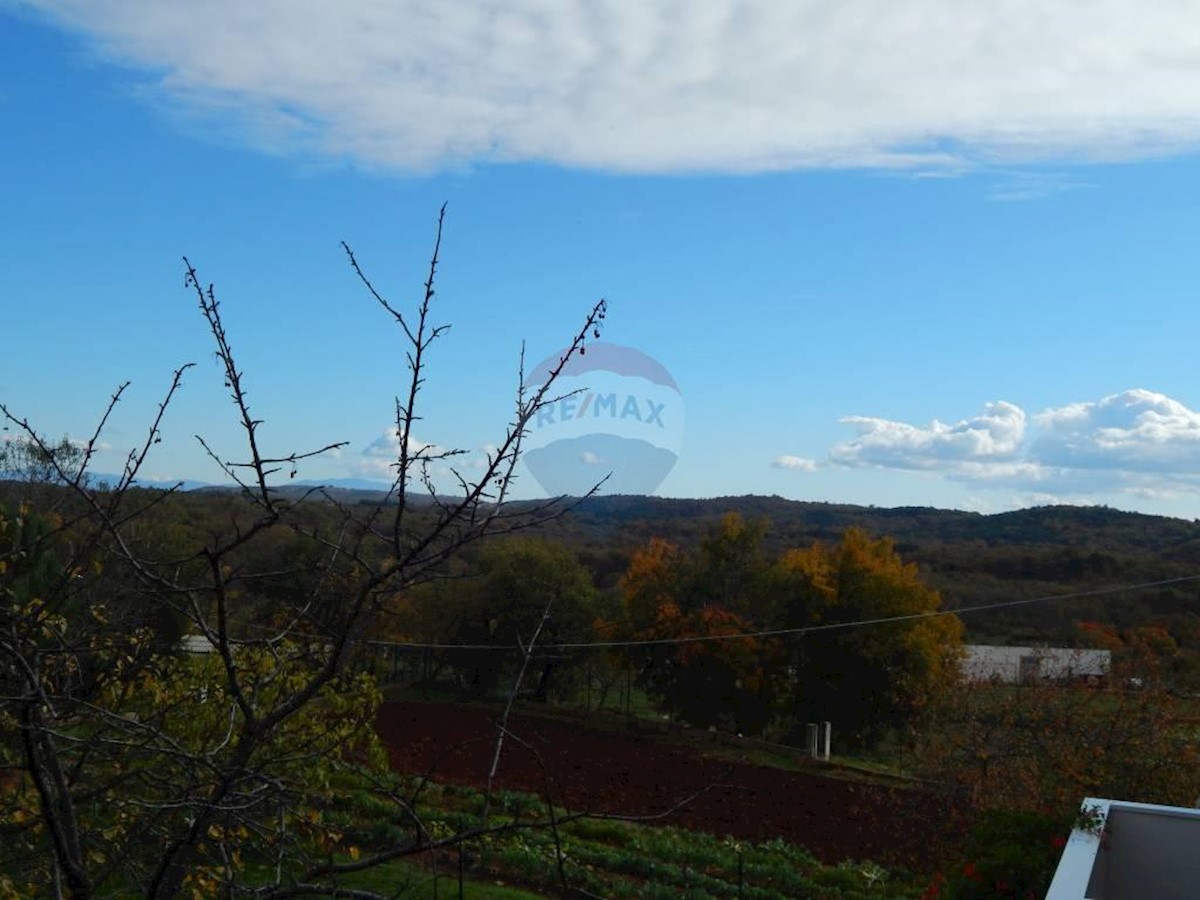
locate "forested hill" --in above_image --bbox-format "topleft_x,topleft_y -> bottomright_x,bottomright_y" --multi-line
515,495 -> 1200,644
535,493 -> 1200,554
18,478 -> 1200,645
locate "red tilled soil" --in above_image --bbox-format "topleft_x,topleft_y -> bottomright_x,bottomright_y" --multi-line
375,701 -> 965,870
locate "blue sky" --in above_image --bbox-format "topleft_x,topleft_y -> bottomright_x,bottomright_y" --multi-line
4,1 -> 1200,518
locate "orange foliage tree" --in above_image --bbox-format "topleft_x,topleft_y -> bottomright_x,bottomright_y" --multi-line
608,517 -> 962,746
772,528 -> 963,747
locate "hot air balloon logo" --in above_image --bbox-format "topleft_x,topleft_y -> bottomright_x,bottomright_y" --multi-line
523,343 -> 684,497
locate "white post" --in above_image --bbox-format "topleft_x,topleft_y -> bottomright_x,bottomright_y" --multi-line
822,721 -> 832,761
806,723 -> 819,758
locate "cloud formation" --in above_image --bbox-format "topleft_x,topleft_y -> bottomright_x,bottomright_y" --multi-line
833,401 -> 1027,470
359,426 -> 438,478
771,455 -> 818,472
23,1 -> 1200,173
829,390 -> 1200,501
1034,389 -> 1200,473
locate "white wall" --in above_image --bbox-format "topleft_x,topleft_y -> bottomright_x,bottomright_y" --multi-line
962,645 -> 1110,682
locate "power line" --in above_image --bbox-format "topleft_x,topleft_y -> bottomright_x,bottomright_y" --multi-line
360,573 -> 1200,653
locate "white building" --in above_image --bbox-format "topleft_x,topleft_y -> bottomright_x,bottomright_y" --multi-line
963,645 -> 1110,683
180,634 -> 215,654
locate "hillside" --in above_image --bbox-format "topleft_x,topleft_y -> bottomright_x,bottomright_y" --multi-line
11,479 -> 1199,644
515,495 -> 1200,644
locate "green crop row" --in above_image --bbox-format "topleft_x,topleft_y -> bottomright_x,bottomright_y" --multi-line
323,771 -> 925,897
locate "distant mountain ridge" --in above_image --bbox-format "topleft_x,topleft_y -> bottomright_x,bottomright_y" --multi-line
45,473 -> 213,492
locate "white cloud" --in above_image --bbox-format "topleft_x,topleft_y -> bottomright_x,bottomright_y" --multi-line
771,454 -> 818,471
357,458 -> 394,480
580,451 -> 602,465
828,390 -> 1200,504
21,1 -> 1200,173
1034,389 -> 1200,472
832,401 -> 1026,470
468,443 -> 500,471
362,426 -> 436,459
358,426 -> 439,478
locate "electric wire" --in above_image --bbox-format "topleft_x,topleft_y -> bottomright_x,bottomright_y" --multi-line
356,572 -> 1200,653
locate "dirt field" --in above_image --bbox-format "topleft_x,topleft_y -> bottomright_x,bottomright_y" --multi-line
375,701 -> 965,870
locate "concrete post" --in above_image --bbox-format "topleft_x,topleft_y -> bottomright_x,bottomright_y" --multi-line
822,721 -> 832,761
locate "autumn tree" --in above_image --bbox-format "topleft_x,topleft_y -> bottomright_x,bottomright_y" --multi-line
773,527 -> 963,747
611,521 -> 775,732
611,518 -> 961,746
913,674 -> 1200,823
0,208 -> 607,898
619,536 -> 683,635
1076,619 -> 1191,688
646,603 -> 768,732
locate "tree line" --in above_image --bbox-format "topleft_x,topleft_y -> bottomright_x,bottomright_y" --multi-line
393,512 -> 963,749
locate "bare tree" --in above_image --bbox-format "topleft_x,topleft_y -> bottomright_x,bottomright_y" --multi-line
0,206 -> 609,898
